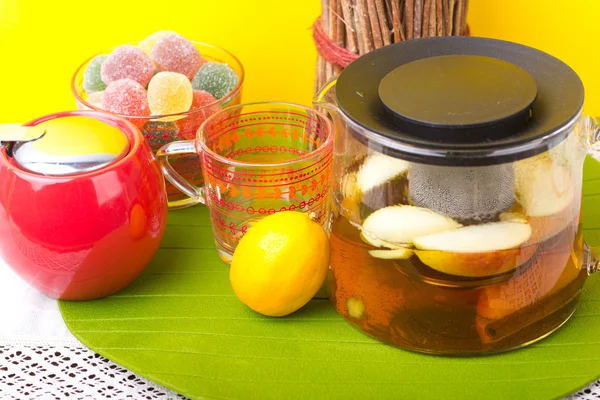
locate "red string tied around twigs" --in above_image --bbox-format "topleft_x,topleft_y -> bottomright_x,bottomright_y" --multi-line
313,17 -> 360,68
312,16 -> 471,69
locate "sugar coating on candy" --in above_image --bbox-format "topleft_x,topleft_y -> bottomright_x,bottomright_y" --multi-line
193,90 -> 221,124
178,90 -> 221,137
101,45 -> 154,87
191,90 -> 219,113
102,79 -> 150,124
192,62 -> 238,100
147,72 -> 193,118
138,30 -> 175,56
151,33 -> 202,80
83,55 -> 107,94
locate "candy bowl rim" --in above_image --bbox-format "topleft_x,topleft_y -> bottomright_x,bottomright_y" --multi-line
70,40 -> 245,121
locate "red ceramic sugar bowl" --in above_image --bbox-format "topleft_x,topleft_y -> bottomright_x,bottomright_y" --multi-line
0,111 -> 167,300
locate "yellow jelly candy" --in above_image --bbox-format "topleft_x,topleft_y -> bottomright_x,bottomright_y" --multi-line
147,71 -> 193,121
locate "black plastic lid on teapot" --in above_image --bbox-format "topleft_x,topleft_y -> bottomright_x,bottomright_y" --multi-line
336,37 -> 585,166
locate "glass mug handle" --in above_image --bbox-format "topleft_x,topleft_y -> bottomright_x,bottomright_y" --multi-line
156,140 -> 205,208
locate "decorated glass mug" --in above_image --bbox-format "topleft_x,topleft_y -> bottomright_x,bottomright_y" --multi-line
314,36 -> 600,354
157,102 -> 334,264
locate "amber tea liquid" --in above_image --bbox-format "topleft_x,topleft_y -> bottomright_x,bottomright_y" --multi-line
328,210 -> 586,354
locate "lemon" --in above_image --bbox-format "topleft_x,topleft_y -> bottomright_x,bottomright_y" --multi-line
230,211 -> 330,317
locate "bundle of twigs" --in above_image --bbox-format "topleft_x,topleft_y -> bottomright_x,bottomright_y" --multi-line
314,0 -> 470,91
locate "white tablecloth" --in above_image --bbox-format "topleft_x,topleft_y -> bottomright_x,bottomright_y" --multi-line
1,261 -> 599,399
0,260 -> 185,400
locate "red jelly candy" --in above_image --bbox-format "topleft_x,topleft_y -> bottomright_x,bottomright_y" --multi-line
101,45 -> 154,87
177,90 -> 222,139
151,33 -> 202,80
102,79 -> 150,127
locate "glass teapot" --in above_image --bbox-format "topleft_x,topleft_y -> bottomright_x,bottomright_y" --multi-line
314,36 -> 600,355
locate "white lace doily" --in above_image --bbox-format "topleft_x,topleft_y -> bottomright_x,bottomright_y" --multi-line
0,262 -> 185,400
0,342 -> 186,400
0,255 -> 599,399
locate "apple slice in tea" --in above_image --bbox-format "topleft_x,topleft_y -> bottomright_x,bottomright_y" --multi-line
342,153 -> 410,210
368,248 -> 414,260
507,156 -> 579,243
360,205 -> 461,251
413,221 -> 534,277
514,156 -> 574,218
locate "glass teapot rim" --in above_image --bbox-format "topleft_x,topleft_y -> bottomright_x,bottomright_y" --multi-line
313,37 -> 590,167
314,78 -> 598,167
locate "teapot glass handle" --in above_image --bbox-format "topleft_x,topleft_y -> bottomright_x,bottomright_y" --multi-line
584,116 -> 600,275
584,244 -> 600,275
156,140 -> 205,208
586,116 -> 600,148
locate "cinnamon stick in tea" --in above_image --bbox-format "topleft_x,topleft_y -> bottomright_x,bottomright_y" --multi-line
476,241 -> 583,343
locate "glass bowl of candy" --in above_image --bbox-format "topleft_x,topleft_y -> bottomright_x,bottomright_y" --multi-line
71,31 -> 244,209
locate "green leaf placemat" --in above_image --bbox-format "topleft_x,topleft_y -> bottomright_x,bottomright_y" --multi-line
59,156 -> 600,400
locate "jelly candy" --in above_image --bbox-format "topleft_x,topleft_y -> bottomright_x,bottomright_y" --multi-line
147,72 -> 193,119
193,90 -> 221,127
191,90 -> 219,113
102,79 -> 150,127
143,120 -> 181,148
178,90 -> 221,138
86,91 -> 104,109
151,33 -> 202,80
192,62 -> 238,100
101,45 -> 154,87
138,30 -> 175,56
83,55 -> 107,94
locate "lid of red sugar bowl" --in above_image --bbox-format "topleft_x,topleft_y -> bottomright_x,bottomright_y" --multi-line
0,115 -> 130,176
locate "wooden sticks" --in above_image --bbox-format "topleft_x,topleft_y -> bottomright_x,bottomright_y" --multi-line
316,0 -> 470,89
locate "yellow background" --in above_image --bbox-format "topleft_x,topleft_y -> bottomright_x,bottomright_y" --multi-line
468,0 -> 600,117
0,0 -> 599,124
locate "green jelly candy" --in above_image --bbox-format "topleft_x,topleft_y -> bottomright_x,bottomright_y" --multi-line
192,62 -> 238,100
83,55 -> 108,94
